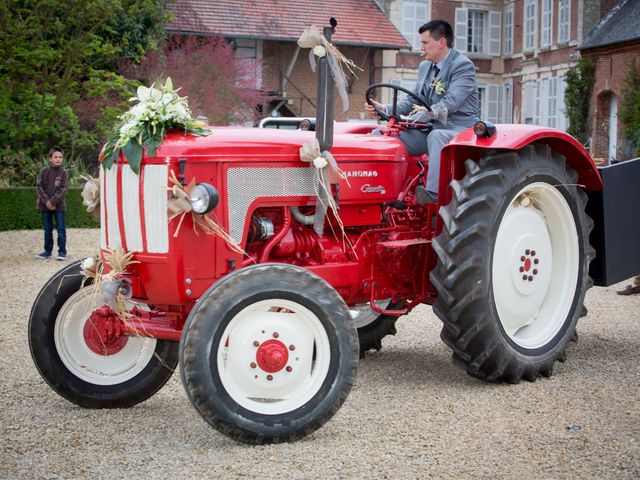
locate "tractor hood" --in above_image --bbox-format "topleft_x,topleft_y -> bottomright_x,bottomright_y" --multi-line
146,126 -> 408,165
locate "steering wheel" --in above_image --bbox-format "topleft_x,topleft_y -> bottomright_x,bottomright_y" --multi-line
365,83 -> 432,127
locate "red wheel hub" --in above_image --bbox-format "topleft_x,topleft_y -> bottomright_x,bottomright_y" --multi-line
255,339 -> 289,373
83,308 -> 128,356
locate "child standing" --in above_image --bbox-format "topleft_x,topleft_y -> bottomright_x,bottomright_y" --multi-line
36,146 -> 69,260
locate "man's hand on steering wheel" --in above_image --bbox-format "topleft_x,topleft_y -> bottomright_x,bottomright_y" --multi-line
365,83 -> 433,129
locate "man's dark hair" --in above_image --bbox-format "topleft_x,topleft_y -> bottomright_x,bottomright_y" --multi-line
419,20 -> 454,48
48,146 -> 64,157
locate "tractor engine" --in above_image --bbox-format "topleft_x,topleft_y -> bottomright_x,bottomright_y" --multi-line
97,127 -> 437,311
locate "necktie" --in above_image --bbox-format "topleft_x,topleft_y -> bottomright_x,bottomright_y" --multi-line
424,65 -> 440,99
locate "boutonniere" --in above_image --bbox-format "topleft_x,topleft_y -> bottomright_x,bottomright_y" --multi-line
430,78 -> 447,95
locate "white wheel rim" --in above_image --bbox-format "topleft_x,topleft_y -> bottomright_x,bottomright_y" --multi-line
217,299 -> 331,415
54,287 -> 157,385
492,182 -> 579,349
349,299 -> 391,328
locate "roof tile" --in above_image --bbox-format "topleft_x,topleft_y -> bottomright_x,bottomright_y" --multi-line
168,0 -> 411,49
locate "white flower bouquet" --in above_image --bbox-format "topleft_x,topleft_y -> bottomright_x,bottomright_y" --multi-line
101,78 -> 210,174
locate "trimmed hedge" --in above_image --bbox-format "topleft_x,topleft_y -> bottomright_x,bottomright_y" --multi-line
0,187 -> 99,231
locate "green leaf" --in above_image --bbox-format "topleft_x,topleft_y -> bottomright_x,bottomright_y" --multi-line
101,142 -> 120,170
123,139 -> 143,174
146,133 -> 162,157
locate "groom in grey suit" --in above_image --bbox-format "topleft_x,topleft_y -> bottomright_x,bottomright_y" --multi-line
366,20 -> 479,202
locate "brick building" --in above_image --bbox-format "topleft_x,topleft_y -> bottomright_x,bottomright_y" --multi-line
168,0 -> 628,141
167,0 -> 409,122
579,0 -> 640,163
377,0 -> 619,129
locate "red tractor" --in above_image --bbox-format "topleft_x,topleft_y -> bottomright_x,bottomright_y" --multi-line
30,24 -> 640,444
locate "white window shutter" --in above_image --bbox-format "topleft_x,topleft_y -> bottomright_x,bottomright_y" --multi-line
535,81 -> 542,125
538,78 -> 550,126
455,8 -> 468,52
523,82 -> 535,123
487,84 -> 500,123
488,11 -> 502,56
557,76 -> 568,131
502,83 -> 513,123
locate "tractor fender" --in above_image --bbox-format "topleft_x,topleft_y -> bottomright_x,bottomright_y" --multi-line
439,124 -> 603,196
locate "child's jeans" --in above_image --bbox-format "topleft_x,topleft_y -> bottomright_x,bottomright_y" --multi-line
42,211 -> 66,256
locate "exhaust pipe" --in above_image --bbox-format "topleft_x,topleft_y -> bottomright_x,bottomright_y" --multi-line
316,22 -> 336,151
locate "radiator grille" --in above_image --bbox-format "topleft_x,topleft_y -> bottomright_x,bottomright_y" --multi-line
100,164 -> 168,253
227,167 -> 316,243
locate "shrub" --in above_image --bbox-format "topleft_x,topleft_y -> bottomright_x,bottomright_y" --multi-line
565,57 -> 595,143
0,188 -> 99,231
619,62 -> 640,156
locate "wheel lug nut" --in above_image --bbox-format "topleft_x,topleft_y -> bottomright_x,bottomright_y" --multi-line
522,275 -> 528,281
534,258 -> 539,264
533,269 -> 538,275
266,375 -> 273,381
286,366 -> 293,372
519,267 -> 524,272
531,250 -> 536,256
520,256 -> 526,261
250,362 -> 256,369
289,345 -> 296,351
253,341 -> 259,347
273,332 -> 279,338
525,249 -> 531,255
528,276 -> 534,282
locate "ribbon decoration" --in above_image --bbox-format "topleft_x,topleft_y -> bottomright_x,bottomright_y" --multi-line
297,25 -> 362,112
80,176 -> 101,220
299,139 -> 356,257
80,248 -> 139,319
407,104 -> 450,126
167,171 -> 249,258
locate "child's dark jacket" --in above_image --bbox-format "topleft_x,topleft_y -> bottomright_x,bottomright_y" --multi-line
36,166 -> 69,212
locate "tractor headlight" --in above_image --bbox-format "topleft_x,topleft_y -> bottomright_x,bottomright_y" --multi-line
189,183 -> 219,214
473,120 -> 497,138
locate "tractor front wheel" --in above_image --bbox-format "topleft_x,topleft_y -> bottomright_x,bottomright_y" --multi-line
179,263 -> 359,443
431,145 -> 594,382
29,261 -> 179,407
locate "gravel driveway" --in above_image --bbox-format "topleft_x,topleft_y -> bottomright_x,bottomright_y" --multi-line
1,229 -> 639,479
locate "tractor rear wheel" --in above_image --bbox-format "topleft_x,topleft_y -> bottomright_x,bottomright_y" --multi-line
179,263 -> 359,443
431,145 -> 595,382
351,300 -> 403,357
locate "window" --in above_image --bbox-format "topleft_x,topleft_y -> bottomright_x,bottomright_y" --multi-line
478,83 -> 511,123
455,8 -> 501,55
233,38 -> 263,89
534,77 -> 567,128
468,11 -> 485,53
403,2 -> 428,51
390,77 -> 417,103
524,0 -> 537,51
541,0 -> 553,48
558,0 -> 571,43
504,5 -> 513,56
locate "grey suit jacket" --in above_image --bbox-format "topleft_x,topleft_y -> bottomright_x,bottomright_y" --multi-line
387,48 -> 480,129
